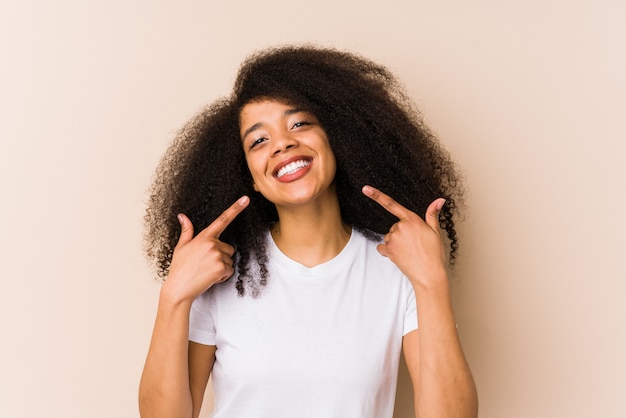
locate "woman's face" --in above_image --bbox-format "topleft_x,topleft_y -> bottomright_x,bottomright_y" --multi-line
240,100 -> 337,209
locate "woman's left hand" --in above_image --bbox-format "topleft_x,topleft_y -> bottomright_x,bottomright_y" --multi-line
362,185 -> 448,289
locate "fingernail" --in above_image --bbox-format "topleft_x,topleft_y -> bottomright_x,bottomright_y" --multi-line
436,199 -> 446,210
177,214 -> 184,224
238,196 -> 250,206
362,185 -> 373,196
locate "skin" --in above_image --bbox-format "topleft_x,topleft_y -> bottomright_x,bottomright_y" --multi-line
138,197 -> 249,418
363,186 -> 478,417
240,101 -> 350,265
240,101 -> 337,209
138,100 -> 478,418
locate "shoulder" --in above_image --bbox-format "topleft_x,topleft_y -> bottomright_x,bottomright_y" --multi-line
350,228 -> 410,284
353,229 -> 396,267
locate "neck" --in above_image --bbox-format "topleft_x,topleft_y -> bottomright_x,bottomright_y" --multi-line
271,193 -> 351,267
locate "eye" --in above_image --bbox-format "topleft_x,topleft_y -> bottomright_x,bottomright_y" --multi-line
249,137 -> 267,150
291,121 -> 311,129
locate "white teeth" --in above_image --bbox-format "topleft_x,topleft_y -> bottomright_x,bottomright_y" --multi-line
276,160 -> 310,178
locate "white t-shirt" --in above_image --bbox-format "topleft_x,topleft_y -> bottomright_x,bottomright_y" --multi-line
189,229 -> 418,418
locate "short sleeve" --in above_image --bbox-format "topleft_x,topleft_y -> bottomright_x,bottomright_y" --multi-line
402,281 -> 418,335
189,290 -> 217,345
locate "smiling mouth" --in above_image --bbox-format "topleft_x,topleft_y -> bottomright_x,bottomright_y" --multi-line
275,159 -> 311,178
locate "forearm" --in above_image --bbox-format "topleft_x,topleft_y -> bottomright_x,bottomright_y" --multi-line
139,288 -> 194,418
412,277 -> 478,418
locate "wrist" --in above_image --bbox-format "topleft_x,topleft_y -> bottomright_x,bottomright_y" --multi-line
159,278 -> 197,309
408,268 -> 449,293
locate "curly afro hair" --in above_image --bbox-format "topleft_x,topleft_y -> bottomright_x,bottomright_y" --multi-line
144,45 -> 464,296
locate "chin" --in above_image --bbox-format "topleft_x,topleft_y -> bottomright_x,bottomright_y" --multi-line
260,181 -> 336,208
267,190 -> 323,207
276,196 -> 317,207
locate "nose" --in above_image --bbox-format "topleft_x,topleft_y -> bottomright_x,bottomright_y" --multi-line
271,133 -> 298,156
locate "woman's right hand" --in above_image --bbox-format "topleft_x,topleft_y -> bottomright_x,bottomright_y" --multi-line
139,199 -> 249,418
162,195 -> 250,304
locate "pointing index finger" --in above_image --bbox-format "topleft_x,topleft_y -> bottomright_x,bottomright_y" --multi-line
201,195 -> 250,238
362,185 -> 411,220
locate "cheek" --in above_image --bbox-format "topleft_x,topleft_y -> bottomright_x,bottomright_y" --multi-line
244,155 -> 257,174
326,150 -> 337,177
245,157 -> 265,185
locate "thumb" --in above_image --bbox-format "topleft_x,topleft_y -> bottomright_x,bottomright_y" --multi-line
425,198 -> 446,232
175,213 -> 194,248
376,243 -> 390,258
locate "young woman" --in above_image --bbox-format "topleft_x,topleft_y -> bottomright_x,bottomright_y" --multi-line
139,45 -> 478,418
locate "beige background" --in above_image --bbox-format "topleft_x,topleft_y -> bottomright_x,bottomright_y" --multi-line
1,0 -> 624,417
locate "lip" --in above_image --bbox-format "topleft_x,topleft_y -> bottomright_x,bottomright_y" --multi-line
272,155 -> 313,182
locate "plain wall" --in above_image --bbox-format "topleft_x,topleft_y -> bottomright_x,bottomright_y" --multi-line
1,1 -> 624,417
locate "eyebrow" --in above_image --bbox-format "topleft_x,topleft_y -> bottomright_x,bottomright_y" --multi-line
241,108 -> 306,141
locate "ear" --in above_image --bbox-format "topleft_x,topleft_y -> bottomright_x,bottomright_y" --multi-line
253,183 -> 259,192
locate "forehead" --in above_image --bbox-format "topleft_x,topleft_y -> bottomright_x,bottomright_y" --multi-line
239,100 -> 309,128
241,99 -> 297,115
